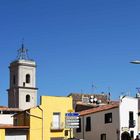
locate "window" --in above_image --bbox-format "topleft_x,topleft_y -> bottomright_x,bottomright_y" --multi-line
129,112 -> 135,128
101,134 -> 106,140
105,113 -> 112,123
129,111 -> 133,120
26,95 -> 30,102
23,82 -> 25,87
14,118 -> 18,126
86,117 -> 91,131
76,118 -> 81,133
26,74 -> 30,83
65,130 -> 68,136
52,112 -> 60,129
130,131 -> 134,138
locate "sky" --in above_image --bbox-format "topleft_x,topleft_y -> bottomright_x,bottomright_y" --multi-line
0,0 -> 140,106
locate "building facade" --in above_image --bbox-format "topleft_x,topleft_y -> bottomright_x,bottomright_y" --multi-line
14,95 -> 73,140
74,96 -> 138,140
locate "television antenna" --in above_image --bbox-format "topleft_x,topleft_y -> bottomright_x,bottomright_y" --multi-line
91,82 -> 96,93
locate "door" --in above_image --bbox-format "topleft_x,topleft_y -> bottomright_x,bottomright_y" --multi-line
121,132 -> 131,140
101,134 -> 106,140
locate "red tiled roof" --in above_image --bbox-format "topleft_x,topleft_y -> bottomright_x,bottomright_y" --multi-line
0,106 -> 22,111
79,103 -> 119,116
0,124 -> 29,129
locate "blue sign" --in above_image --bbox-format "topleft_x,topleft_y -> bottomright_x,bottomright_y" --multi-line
65,112 -> 79,117
65,112 -> 80,128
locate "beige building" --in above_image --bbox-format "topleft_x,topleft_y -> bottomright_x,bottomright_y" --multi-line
74,96 -> 138,140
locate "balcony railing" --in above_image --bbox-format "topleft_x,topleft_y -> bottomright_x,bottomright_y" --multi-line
129,120 -> 136,128
50,122 -> 64,131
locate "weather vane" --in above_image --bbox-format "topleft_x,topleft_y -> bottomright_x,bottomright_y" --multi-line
16,40 -> 29,60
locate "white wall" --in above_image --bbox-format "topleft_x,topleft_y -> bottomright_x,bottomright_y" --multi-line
0,114 -> 13,124
19,88 -> 37,110
18,60 -> 36,87
138,115 -> 140,134
119,96 -> 138,139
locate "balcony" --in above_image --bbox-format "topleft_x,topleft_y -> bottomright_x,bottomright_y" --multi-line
129,120 -> 136,128
50,122 -> 64,132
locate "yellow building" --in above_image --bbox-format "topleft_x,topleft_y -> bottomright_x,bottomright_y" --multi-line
15,95 -> 73,140
0,129 -> 5,140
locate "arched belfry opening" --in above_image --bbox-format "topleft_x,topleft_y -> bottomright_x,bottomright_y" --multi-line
26,95 -> 30,102
26,74 -> 30,83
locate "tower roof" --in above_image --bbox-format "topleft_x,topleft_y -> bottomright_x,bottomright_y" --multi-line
10,44 -> 35,67
16,43 -> 30,60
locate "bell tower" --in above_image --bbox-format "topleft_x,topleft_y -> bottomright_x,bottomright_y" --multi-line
8,44 -> 38,110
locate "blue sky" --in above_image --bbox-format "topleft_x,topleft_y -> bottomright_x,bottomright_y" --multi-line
0,0 -> 140,105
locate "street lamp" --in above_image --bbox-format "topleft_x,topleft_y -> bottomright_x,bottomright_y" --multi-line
130,60 -> 140,98
130,60 -> 140,64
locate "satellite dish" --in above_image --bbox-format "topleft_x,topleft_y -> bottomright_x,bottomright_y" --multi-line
97,100 -> 102,104
89,96 -> 94,103
90,95 -> 94,98
136,93 -> 140,98
93,98 -> 97,102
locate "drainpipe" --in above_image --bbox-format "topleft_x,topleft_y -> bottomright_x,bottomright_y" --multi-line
25,111 -> 42,140
38,106 -> 44,140
82,116 -> 85,140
